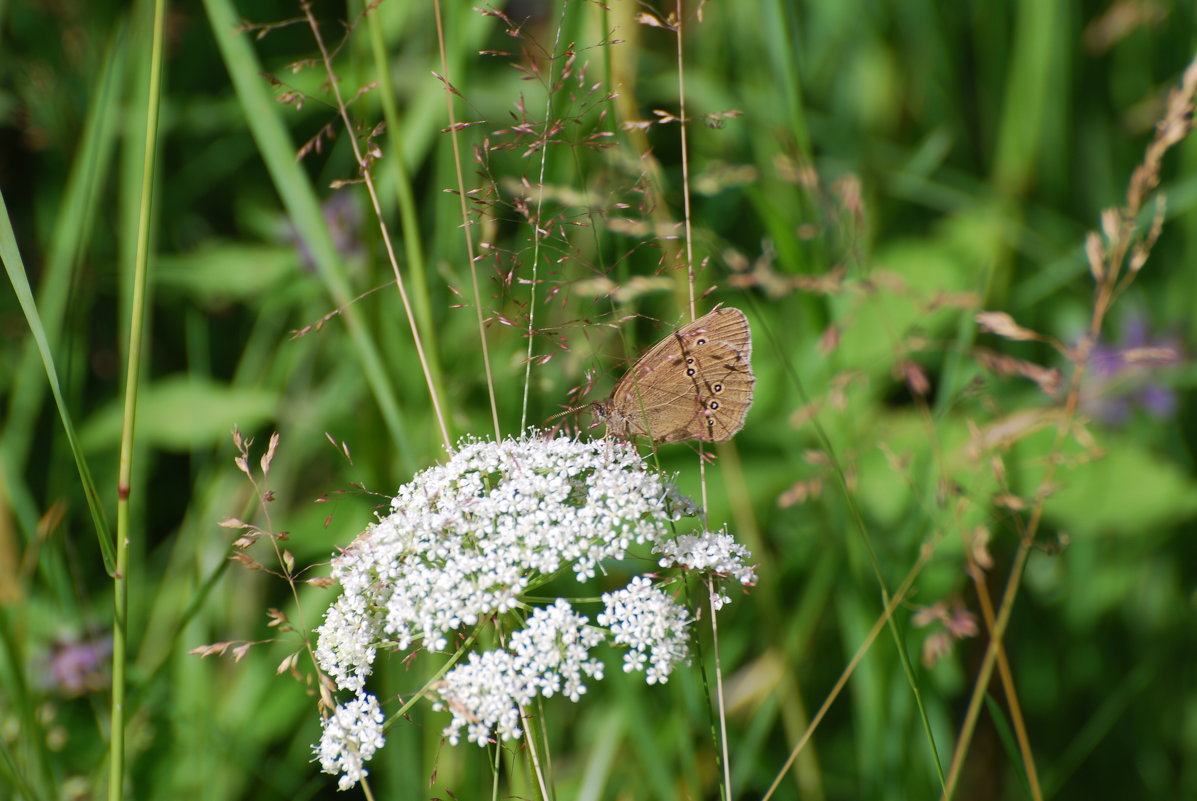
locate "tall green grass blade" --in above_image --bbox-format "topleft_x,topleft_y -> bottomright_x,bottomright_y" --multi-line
0,190 -> 115,573
1,24 -> 128,545
201,0 -> 416,471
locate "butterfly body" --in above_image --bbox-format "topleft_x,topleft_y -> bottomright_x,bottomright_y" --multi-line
592,306 -> 754,443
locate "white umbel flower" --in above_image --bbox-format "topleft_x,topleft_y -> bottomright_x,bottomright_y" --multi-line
314,693 -> 385,791
655,527 -> 757,610
311,431 -> 754,776
315,433 -> 696,692
434,599 -> 605,746
598,576 -> 692,684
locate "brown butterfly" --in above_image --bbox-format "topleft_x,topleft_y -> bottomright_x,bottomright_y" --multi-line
592,306 -> 754,443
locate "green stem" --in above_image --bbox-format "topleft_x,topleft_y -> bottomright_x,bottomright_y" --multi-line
110,0 -> 165,796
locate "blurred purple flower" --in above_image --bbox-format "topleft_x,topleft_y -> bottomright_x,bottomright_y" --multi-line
47,633 -> 112,696
285,192 -> 364,273
1083,314 -> 1183,425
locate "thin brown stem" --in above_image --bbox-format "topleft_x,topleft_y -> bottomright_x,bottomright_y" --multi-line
675,0 -> 696,322
301,1 -> 452,451
942,51 -> 1197,801
433,0 -> 502,442
763,545 -> 932,800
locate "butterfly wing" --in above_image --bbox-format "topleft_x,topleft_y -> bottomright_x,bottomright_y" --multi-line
607,307 -> 754,442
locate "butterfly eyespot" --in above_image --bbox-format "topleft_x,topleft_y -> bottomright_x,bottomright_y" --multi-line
696,337 -> 708,345
686,368 -> 696,376
686,357 -> 695,364
713,383 -> 723,392
709,401 -> 720,410
706,418 -> 715,426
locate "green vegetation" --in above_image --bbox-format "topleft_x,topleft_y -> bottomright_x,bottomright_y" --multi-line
2,0 -> 1196,798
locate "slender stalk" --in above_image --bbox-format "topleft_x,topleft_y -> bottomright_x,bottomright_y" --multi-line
203,0 -> 418,470
672,0 -> 712,522
365,5 -> 446,412
433,0 -> 501,441
523,707 -> 552,801
941,541 -> 1032,799
675,0 -> 695,322
518,5 -> 567,433
110,0 -> 166,796
301,1 -> 452,452
762,546 -> 932,800
941,53 -> 1197,801
965,548 -> 1041,799
707,578 -> 732,801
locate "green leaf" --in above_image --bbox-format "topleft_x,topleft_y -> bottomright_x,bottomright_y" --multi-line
155,243 -> 298,305
80,375 -> 278,452
0,189 -> 115,573
1045,435 -> 1197,535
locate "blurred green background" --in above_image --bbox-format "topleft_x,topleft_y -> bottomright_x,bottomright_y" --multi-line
2,0 -> 1196,798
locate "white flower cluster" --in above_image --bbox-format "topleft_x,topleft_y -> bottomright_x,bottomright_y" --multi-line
315,433 -> 698,694
314,693 -> 385,791
311,432 -> 755,785
434,599 -> 605,746
597,576 -> 692,684
655,528 -> 757,610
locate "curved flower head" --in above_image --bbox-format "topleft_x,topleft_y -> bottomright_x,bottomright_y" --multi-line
315,433 -> 698,693
312,431 -> 753,784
